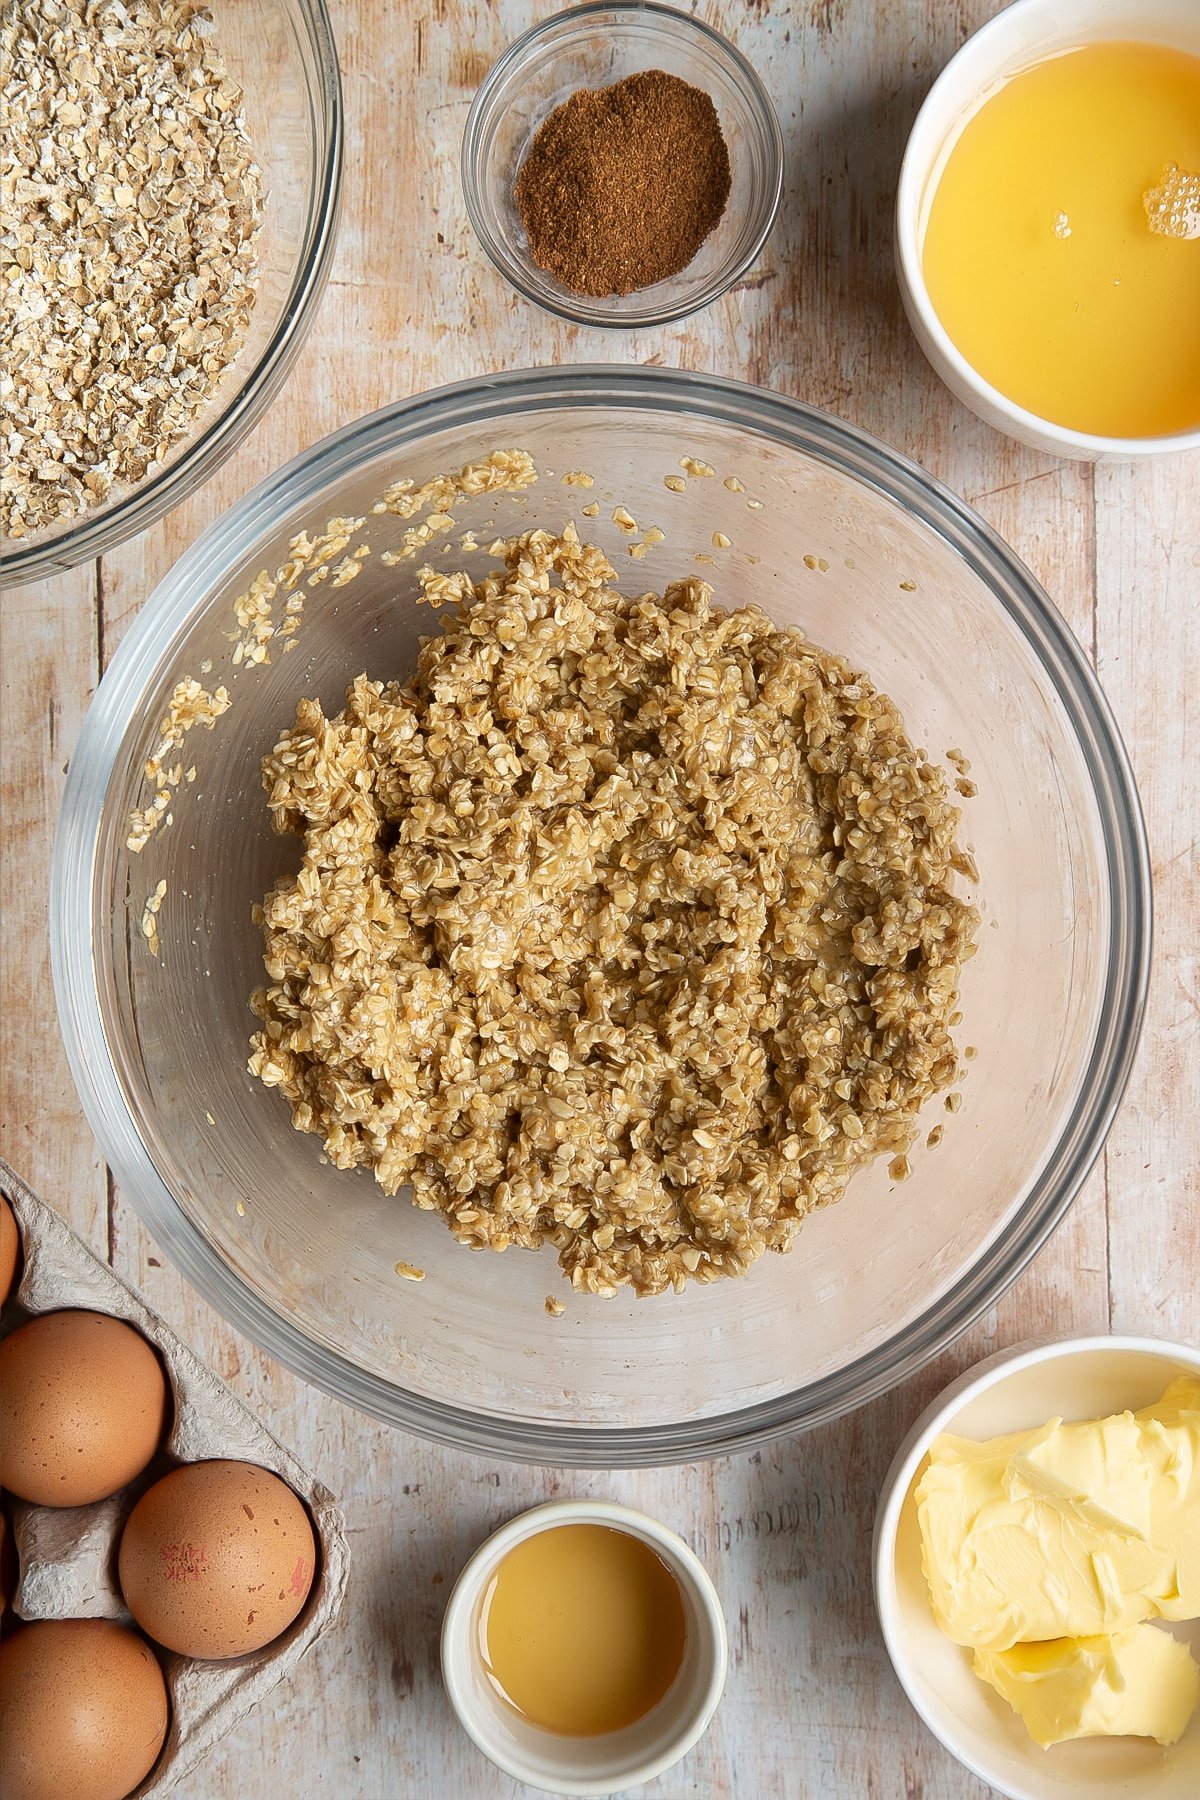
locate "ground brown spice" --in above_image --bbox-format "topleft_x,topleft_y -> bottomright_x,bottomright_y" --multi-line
514,69 -> 731,298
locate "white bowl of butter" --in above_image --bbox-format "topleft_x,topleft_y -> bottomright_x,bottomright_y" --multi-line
874,1336 -> 1200,1800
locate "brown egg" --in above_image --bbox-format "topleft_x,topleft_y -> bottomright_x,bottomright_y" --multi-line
119,1459 -> 316,1659
0,1192 -> 19,1304
0,1310 -> 170,1507
0,1618 -> 169,1800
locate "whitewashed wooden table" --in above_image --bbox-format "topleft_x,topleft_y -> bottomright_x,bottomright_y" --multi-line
2,2 -> 1198,1795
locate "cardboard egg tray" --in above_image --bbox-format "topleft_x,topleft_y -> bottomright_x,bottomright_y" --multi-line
0,1159 -> 349,1796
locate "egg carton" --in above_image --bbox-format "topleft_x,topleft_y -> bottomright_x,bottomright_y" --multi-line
0,1159 -> 349,1797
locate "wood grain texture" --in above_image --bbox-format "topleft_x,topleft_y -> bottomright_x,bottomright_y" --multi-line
1,2 -> 1197,1796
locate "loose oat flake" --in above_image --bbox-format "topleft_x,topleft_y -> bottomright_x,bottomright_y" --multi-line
1,0 -> 262,541
140,878 -> 167,957
249,527 -> 978,1298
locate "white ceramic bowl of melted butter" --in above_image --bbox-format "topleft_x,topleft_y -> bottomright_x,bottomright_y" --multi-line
873,1334 -> 1200,1800
895,0 -> 1200,461
441,1499 -> 727,1795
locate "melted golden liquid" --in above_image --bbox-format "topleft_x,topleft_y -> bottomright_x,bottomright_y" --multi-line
479,1524 -> 688,1736
922,42 -> 1200,436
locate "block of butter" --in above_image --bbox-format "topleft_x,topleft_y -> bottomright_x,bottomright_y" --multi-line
916,1374 -> 1200,1650
974,1622 -> 1200,1748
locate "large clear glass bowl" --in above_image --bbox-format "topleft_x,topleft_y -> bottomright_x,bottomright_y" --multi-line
3,0 -> 342,589
50,368 -> 1150,1466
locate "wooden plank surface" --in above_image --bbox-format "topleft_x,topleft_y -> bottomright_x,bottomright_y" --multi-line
1,2 -> 1197,1796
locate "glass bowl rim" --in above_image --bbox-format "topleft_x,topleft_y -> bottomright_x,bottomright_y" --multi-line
1,0 -> 345,591
50,363 -> 1152,1466
459,0 -> 785,329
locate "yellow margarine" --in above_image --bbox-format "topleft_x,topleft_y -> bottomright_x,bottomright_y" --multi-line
916,1375 -> 1200,1651
974,1623 -> 1200,1748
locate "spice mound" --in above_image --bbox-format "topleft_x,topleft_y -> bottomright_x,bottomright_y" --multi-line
2,0 -> 262,542
514,70 -> 731,298
249,528 -> 978,1297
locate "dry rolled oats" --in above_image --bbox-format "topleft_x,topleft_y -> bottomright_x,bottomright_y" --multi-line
249,528 -> 978,1298
126,679 -> 229,851
139,878 -> 167,957
2,0 -> 262,540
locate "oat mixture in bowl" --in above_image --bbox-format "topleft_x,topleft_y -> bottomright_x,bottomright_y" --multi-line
50,368 -> 1148,1459
248,527 -> 977,1296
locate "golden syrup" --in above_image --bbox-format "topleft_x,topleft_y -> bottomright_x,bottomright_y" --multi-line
921,42 -> 1200,436
478,1524 -> 687,1736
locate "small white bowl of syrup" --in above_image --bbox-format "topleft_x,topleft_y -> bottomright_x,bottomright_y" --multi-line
896,0 -> 1200,459
441,1499 -> 728,1795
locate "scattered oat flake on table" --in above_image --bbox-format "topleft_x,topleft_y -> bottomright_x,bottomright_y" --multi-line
681,457 -> 715,477
544,1296 -> 565,1318
561,471 -> 594,488
723,476 -> 745,493
612,505 -> 637,532
664,474 -> 687,493
394,1261 -> 425,1282
712,531 -> 731,549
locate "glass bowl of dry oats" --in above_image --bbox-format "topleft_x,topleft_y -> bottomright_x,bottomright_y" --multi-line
50,366 -> 1149,1465
1,0 -> 342,587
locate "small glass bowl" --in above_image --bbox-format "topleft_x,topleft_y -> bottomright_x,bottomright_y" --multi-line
2,0 -> 343,589
461,1 -> 783,328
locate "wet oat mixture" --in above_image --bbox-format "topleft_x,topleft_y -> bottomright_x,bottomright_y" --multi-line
249,528 -> 978,1296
